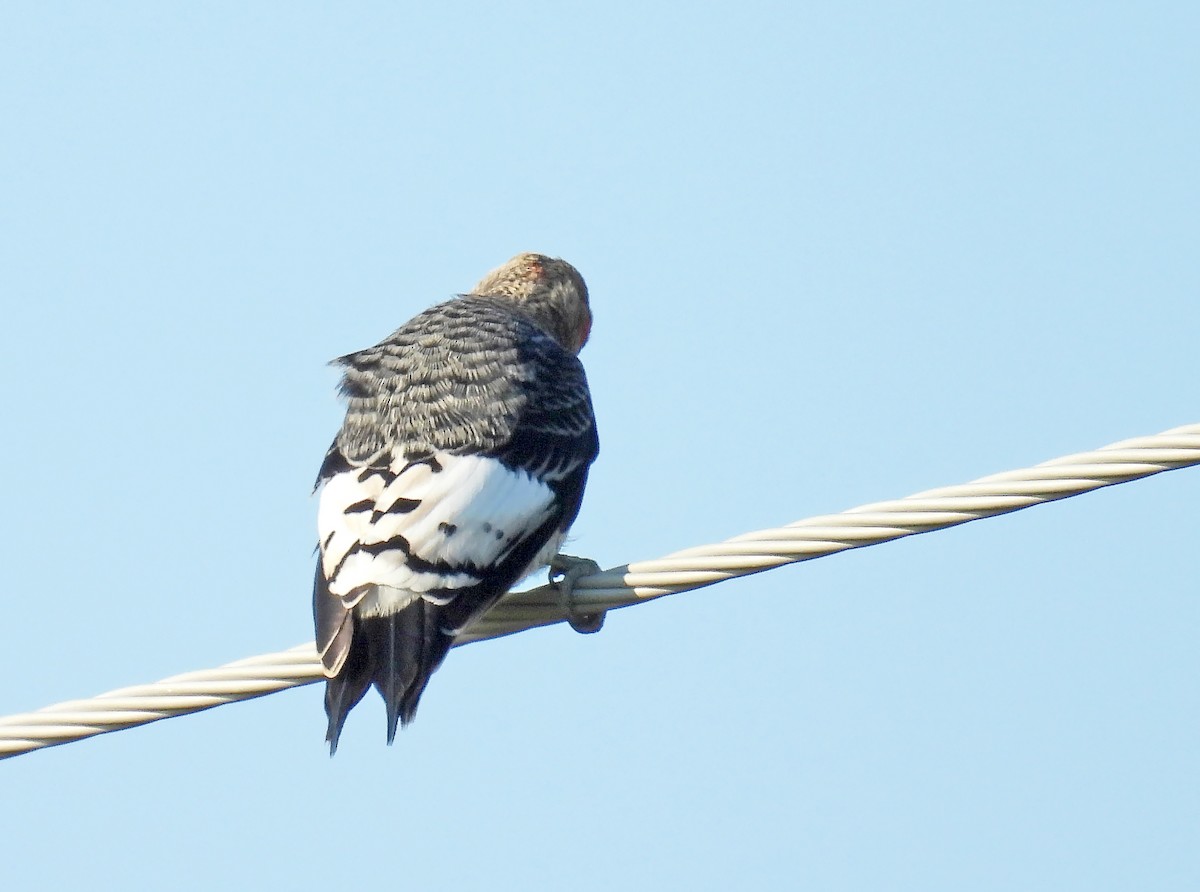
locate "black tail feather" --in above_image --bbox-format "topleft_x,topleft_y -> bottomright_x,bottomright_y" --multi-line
324,638 -> 372,755
323,601 -> 455,752
377,612 -> 405,744
368,604 -> 453,743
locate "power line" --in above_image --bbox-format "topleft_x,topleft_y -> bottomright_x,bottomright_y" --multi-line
3,422 -> 1197,759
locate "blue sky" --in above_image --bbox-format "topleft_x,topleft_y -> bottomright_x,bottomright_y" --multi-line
2,3 -> 1197,890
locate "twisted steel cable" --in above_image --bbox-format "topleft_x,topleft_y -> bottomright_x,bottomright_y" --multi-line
3,422 -> 1197,759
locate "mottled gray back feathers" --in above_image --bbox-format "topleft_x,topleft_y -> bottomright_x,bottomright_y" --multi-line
330,296 -> 597,476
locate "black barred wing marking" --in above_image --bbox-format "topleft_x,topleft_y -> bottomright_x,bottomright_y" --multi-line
317,451 -> 560,611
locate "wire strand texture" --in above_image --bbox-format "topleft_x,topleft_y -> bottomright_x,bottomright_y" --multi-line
3,422 -> 1197,760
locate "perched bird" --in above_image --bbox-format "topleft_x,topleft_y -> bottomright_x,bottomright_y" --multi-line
313,253 -> 600,752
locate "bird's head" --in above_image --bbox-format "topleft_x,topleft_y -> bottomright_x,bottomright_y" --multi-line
472,253 -> 592,354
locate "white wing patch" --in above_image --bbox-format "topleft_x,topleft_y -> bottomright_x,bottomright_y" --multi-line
318,453 -> 558,611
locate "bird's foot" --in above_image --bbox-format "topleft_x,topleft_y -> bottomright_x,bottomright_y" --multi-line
550,554 -> 606,634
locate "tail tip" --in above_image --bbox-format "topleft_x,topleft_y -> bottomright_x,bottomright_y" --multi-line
326,716 -> 346,756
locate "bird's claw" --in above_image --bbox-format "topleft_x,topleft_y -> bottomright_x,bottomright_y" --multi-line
550,554 -> 606,634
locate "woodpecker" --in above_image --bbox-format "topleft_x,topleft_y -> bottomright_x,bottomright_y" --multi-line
313,253 -> 599,752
